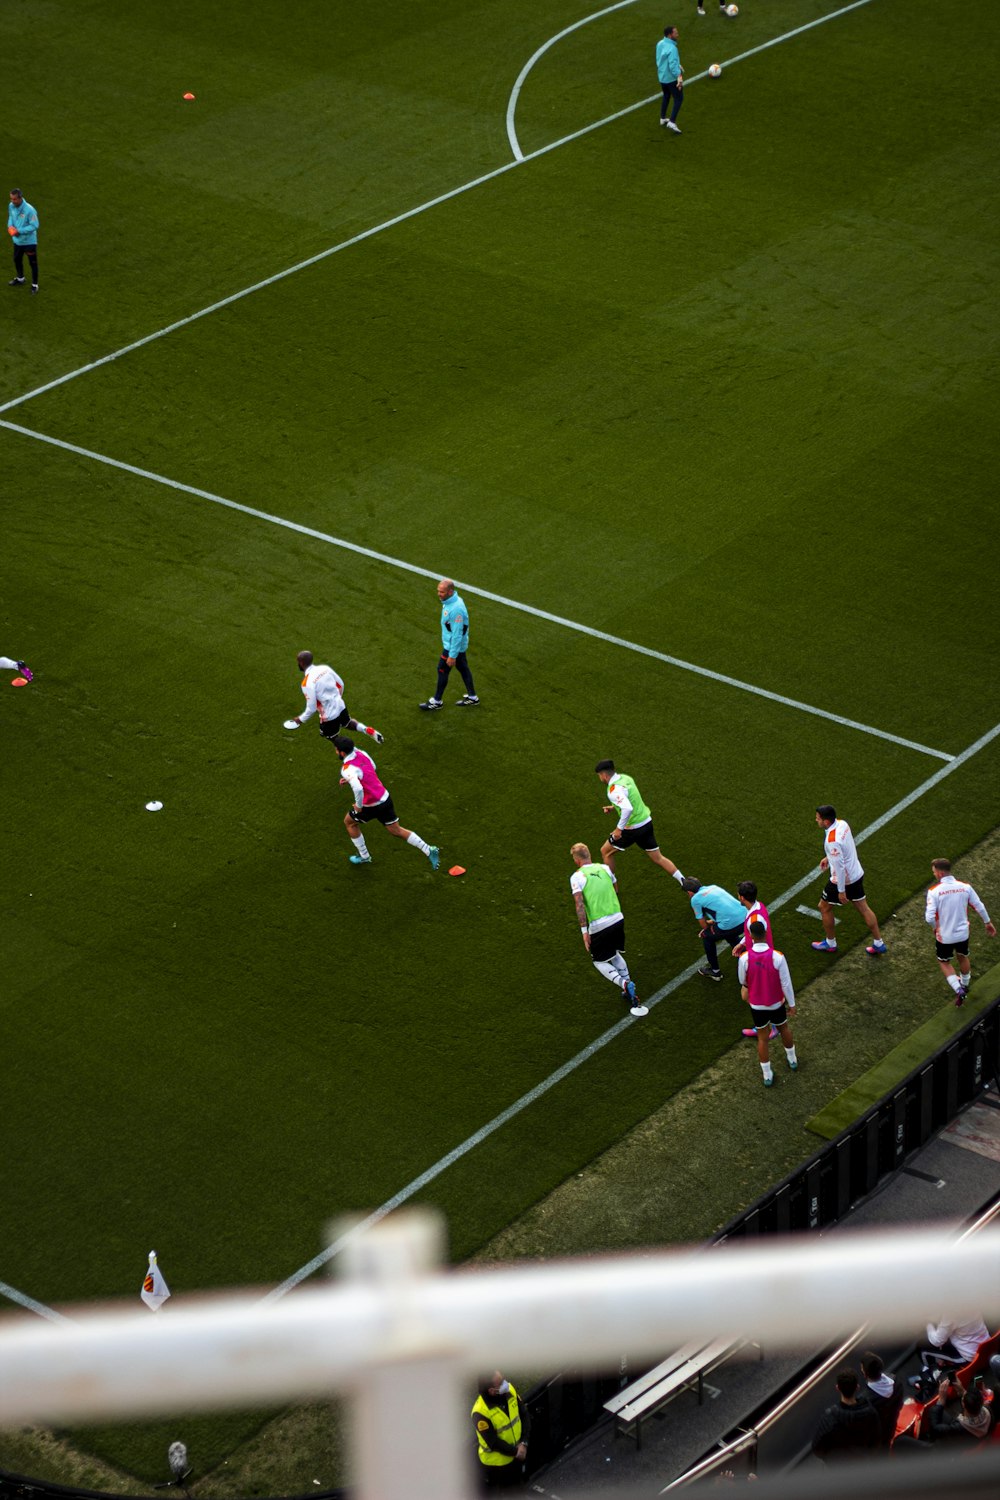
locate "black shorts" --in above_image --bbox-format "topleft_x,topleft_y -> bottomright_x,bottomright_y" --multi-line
354,795 -> 398,826
821,877 -> 866,905
749,1003 -> 788,1029
590,918 -> 626,962
609,821 -> 659,854
935,938 -> 969,961
319,707 -> 351,739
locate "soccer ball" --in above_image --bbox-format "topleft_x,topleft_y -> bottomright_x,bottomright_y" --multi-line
726,3 -> 739,14
708,63 -> 723,78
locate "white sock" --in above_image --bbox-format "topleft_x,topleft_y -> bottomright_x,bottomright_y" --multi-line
594,959 -> 622,987
824,938 -> 838,948
351,834 -> 370,859
959,972 -> 970,989
353,720 -> 370,735
406,831 -> 431,855
785,1046 -> 797,1066
672,869 -> 685,884
761,1061 -> 773,1081
610,954 -> 629,979
947,974 -> 962,994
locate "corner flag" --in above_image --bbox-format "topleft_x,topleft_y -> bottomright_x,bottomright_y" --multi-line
141,1250 -> 171,1311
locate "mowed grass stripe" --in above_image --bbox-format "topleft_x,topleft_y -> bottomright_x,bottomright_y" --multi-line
0,418 -> 952,762
0,1 -> 880,418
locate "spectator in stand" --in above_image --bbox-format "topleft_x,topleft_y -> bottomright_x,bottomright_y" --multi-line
923,1315 -> 991,1371
471,1370 -> 531,1487
859,1351 -> 903,1448
811,1368 -> 881,1462
925,1376 -> 994,1447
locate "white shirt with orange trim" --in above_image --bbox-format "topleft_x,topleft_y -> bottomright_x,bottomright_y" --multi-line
299,663 -> 346,724
924,874 -> 990,944
824,819 -> 863,891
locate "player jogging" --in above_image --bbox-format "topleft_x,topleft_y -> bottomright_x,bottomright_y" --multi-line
734,881 -> 777,1040
332,736 -> 439,870
284,651 -> 383,743
570,843 -> 648,1017
925,858 -> 995,1007
595,760 -> 684,882
811,805 -> 887,956
738,921 -> 798,1089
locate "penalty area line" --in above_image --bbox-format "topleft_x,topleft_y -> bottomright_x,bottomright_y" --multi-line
0,417 -> 953,764
265,717 -> 1000,1299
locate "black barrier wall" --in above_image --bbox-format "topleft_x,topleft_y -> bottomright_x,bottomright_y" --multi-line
714,996 -> 1000,1242
523,996 -> 1000,1468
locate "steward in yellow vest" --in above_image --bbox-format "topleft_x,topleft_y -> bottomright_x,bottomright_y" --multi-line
471,1371 -> 531,1486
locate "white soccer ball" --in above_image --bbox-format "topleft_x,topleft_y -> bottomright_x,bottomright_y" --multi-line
709,63 -> 723,78
726,3 -> 739,14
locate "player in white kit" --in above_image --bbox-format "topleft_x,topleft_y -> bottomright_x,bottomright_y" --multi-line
925,858 -> 995,1006
811,805 -> 888,956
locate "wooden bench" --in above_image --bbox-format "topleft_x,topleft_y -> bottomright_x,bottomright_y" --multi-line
603,1338 -> 742,1449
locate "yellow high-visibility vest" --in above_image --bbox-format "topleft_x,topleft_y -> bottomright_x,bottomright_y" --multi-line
471,1384 -> 522,1466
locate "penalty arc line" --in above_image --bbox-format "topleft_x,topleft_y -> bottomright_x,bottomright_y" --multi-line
0,1 -> 879,419
0,418 -> 953,764
506,0 -> 878,162
264,716 -> 1000,1300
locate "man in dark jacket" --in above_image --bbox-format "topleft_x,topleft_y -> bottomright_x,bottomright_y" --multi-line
926,1377 -> 994,1448
860,1350 -> 904,1447
812,1369 -> 882,1462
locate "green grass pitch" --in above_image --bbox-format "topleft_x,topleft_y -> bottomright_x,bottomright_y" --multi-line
2,0 -> 1000,1473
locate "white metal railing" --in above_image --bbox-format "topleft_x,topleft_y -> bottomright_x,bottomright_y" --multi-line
1,1214 -> 999,1500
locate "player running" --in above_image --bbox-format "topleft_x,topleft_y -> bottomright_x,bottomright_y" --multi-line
925,858 -> 995,1006
332,736 -> 439,870
570,843 -> 648,1017
811,805 -> 888,956
284,651 -> 383,743
594,760 -> 684,883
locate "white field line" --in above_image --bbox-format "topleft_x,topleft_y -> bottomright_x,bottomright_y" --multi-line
0,1278 -> 72,1323
505,0 -> 640,162
265,717 -> 1000,1299
0,0 -> 878,420
508,0 -> 877,161
8,717 -> 999,1320
0,418 -> 953,763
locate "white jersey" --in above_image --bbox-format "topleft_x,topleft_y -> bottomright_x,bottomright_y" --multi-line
926,1317 -> 990,1363
823,819 -> 863,891
299,664 -> 346,724
925,874 -> 990,944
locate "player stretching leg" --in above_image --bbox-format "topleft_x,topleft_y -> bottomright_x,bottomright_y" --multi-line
333,736 -> 439,870
0,655 -> 32,680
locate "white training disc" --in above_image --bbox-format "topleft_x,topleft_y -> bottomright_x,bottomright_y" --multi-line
145,801 -> 164,812
283,719 -> 300,730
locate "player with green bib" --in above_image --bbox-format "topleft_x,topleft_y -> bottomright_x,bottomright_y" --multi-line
595,760 -> 685,883
570,843 -> 648,1017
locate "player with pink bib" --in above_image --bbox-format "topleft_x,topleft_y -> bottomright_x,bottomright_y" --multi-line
734,881 -> 778,1040
331,735 -> 439,870
737,920 -> 798,1088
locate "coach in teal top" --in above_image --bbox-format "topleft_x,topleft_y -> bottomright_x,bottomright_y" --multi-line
8,188 -> 39,292
419,578 -> 479,711
655,25 -> 684,133
681,877 -> 746,981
